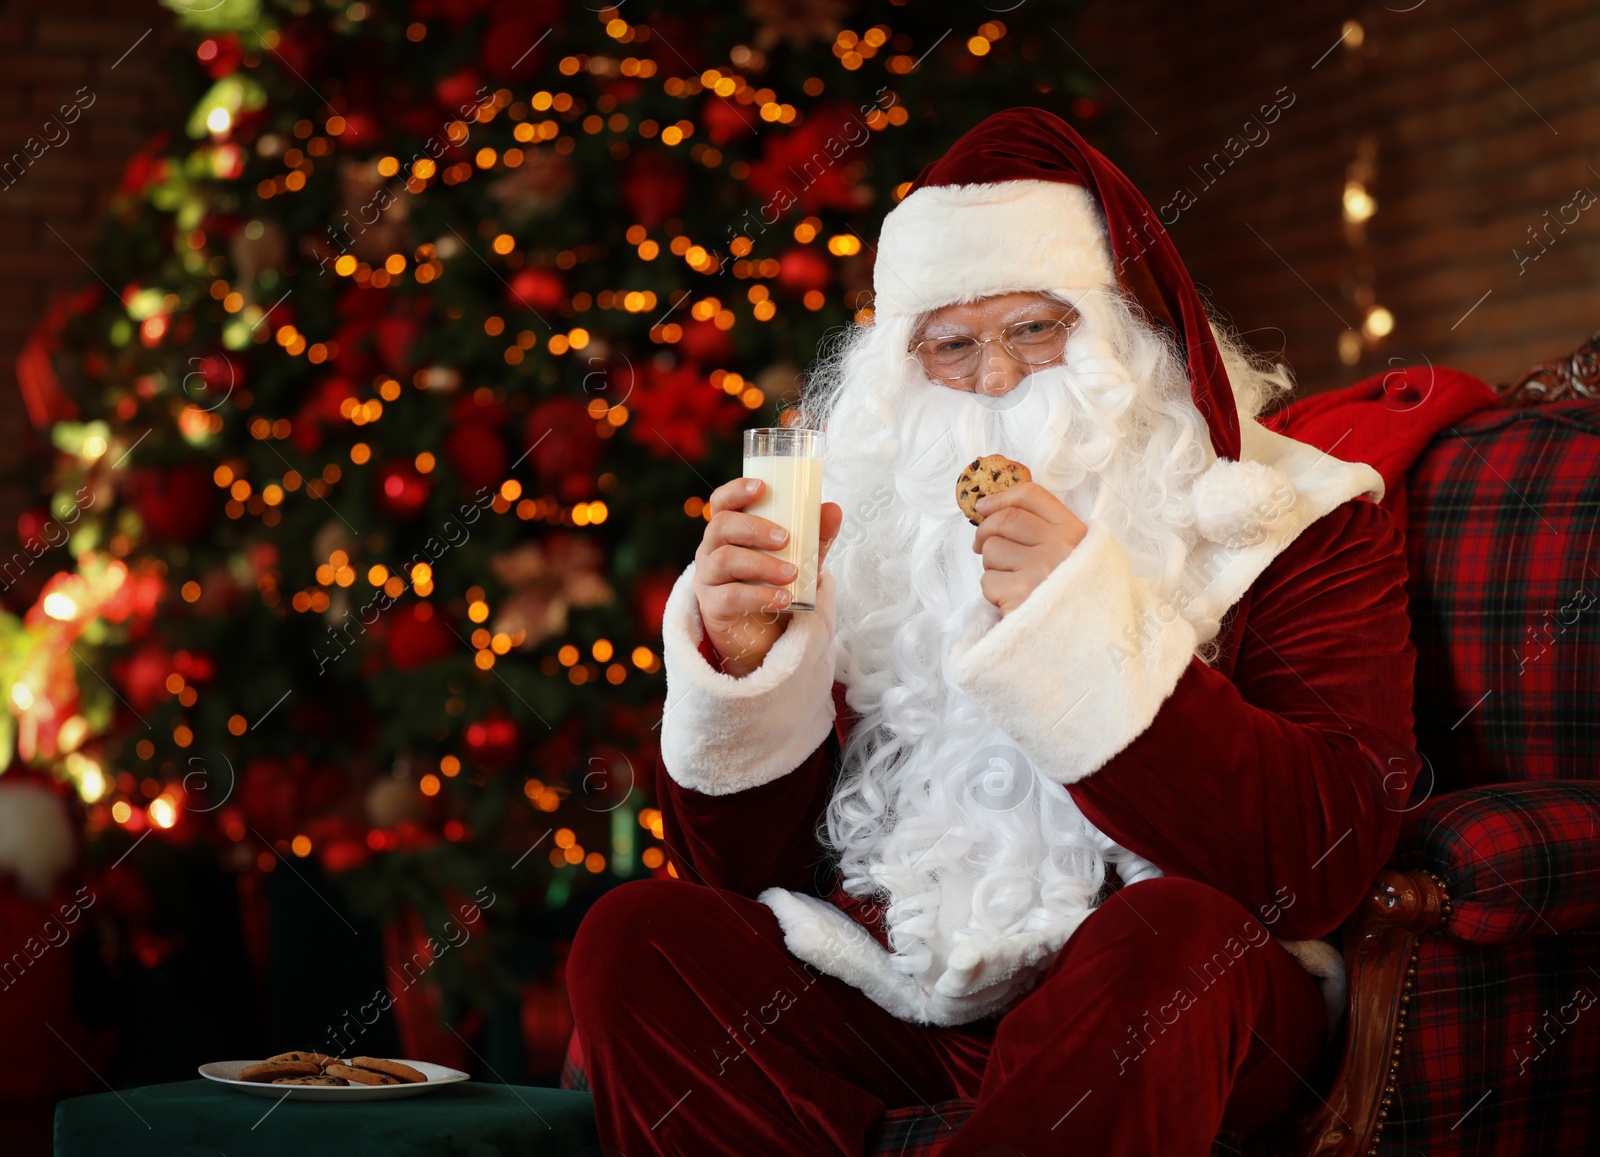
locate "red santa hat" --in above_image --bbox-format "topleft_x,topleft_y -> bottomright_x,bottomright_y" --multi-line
873,106 -> 1242,463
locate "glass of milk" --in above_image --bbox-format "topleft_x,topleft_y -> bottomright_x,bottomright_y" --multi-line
742,427 -> 824,612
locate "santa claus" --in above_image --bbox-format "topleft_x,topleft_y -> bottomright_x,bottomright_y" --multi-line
569,108 -> 1420,1156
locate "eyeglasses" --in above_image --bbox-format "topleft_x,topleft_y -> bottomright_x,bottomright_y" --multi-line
908,311 -> 1081,383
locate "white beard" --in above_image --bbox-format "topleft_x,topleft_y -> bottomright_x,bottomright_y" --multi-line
814,295 -> 1216,1008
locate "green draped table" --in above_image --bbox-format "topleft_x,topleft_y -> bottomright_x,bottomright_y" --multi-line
54,1079 -> 600,1157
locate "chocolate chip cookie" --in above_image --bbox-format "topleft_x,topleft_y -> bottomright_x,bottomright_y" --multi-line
956,454 -> 1033,525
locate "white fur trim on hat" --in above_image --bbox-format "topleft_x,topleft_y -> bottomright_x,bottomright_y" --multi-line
873,179 -> 1116,320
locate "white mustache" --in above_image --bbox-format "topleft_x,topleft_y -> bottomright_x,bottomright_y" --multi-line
882,363 -> 1098,521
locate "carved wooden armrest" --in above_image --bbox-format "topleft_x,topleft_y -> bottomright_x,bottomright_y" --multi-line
1273,869 -> 1453,1157
1494,330 -> 1600,406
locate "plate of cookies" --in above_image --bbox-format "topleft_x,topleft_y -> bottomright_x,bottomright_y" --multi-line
199,1051 -> 469,1101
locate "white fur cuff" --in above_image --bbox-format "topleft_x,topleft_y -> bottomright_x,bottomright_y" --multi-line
658,562 -> 838,796
947,520 -> 1198,786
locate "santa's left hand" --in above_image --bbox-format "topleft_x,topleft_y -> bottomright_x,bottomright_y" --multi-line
972,482 -> 1088,615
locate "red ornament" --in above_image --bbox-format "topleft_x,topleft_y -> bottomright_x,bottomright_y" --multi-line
293,376 -> 356,453
675,317 -> 735,366
745,103 -> 873,216
374,460 -> 432,519
338,109 -> 383,147
443,422 -> 507,491
701,95 -> 754,146
373,313 -> 422,375
99,568 -> 164,624
199,213 -> 242,243
194,351 -> 242,400
122,463 -> 218,543
464,710 -> 519,770
269,22 -> 324,85
115,131 -> 171,200
777,246 -> 832,295
525,397 -> 603,498
386,602 -> 456,671
172,650 -> 215,683
408,0 -> 494,32
604,77 -> 644,105
620,150 -> 689,229
434,67 -> 484,118
15,507 -> 53,549
114,641 -> 171,713
632,571 -> 677,639
196,33 -> 243,79
481,0 -> 559,80
449,392 -> 511,428
317,834 -> 372,875
625,362 -> 742,462
506,267 -> 565,316
237,754 -> 345,843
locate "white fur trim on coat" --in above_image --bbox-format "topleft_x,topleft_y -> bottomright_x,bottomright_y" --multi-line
658,562 -> 838,796
759,885 -> 1080,1026
873,179 -> 1116,321
939,413 -> 1384,790
947,516 -> 1198,787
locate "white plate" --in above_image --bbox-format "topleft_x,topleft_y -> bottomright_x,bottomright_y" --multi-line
198,1059 -> 470,1101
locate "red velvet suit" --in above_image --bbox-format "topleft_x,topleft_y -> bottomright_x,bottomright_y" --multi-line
569,494 -> 1422,1154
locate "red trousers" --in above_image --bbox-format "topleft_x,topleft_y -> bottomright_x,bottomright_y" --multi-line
568,874 -> 1329,1156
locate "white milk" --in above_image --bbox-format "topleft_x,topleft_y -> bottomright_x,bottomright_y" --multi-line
742,452 -> 824,611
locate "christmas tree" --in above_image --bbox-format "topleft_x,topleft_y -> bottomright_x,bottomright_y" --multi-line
3,0 -> 1105,1068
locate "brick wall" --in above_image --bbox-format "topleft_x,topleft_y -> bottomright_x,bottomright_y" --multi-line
0,0 -> 178,548
1079,0 -> 1600,395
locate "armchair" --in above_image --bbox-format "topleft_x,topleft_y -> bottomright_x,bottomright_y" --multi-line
1276,333 -> 1600,1156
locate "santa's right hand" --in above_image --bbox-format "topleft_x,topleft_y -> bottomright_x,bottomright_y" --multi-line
694,477 -> 797,676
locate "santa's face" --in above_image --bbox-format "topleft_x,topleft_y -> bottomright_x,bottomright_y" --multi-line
822,289 -> 1111,584
818,286 -> 1212,602
907,290 -> 1080,403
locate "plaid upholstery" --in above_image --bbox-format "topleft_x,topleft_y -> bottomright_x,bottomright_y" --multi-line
1373,394 -> 1600,1155
1390,783 -> 1600,944
1403,398 -> 1600,793
1381,933 -> 1600,1155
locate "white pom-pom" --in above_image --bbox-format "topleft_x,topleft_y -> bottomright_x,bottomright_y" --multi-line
0,781 -> 75,901
1191,458 -> 1298,549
